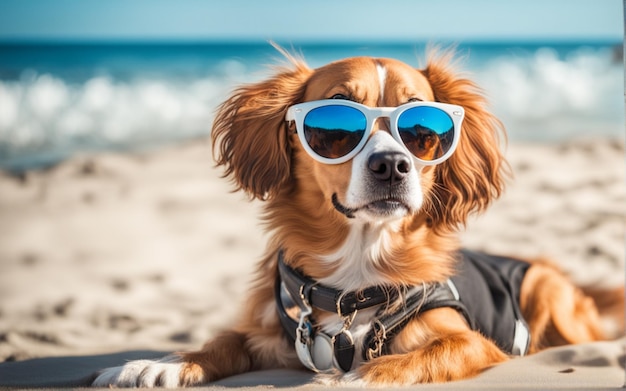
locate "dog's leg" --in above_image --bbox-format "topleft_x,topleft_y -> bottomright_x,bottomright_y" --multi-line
344,308 -> 509,386
354,332 -> 508,385
583,285 -> 625,339
91,330 -> 253,387
520,263 -> 605,352
92,279 -> 296,388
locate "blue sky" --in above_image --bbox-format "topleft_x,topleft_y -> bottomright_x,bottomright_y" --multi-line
0,0 -> 623,42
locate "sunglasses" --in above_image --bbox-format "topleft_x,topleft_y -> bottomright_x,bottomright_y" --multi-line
286,99 -> 464,165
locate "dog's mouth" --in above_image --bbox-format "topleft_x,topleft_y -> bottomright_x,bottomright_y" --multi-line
365,199 -> 409,215
332,193 -> 410,219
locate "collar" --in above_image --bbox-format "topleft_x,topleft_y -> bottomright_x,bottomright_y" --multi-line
277,250 -> 399,317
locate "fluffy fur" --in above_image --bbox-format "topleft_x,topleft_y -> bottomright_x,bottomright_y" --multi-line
92,48 -> 622,387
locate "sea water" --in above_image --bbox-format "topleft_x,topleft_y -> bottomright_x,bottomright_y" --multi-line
0,41 -> 622,172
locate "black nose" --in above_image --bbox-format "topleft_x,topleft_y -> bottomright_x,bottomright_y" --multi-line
367,152 -> 411,185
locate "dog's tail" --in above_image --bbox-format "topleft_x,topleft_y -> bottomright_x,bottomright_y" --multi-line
582,285 -> 625,340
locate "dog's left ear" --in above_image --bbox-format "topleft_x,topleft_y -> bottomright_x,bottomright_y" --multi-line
212,57 -> 312,200
421,51 -> 510,231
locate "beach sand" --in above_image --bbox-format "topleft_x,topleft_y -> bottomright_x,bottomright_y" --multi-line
0,137 -> 624,387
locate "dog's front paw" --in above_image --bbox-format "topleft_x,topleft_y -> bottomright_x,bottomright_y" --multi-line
92,355 -> 203,388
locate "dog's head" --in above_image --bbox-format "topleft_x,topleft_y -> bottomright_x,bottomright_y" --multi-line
212,49 -> 507,282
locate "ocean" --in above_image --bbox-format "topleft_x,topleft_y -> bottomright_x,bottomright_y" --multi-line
0,41 -> 623,172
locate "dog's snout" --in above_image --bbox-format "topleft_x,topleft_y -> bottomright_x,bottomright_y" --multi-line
368,151 -> 411,185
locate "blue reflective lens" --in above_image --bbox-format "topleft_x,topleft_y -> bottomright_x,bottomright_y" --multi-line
303,105 -> 367,159
397,106 -> 454,160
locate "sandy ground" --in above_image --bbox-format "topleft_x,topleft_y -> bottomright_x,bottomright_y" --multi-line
0,137 -> 623,371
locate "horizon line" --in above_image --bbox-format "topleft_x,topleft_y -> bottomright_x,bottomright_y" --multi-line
0,36 -> 622,46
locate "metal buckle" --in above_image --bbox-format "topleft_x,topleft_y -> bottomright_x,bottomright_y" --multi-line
367,320 -> 387,360
336,290 -> 347,317
294,292 -> 318,372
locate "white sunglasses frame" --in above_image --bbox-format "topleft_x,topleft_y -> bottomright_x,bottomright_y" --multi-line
285,99 -> 465,165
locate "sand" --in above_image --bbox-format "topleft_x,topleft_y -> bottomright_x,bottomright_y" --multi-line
0,137 -> 624,387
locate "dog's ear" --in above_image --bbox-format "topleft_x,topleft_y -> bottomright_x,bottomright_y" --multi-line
212,57 -> 312,200
421,50 -> 510,231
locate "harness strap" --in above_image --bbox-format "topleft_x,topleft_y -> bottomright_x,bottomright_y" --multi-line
275,277 -> 300,343
363,280 -> 474,360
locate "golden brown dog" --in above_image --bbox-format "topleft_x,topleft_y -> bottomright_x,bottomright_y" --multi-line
92,49 -> 622,387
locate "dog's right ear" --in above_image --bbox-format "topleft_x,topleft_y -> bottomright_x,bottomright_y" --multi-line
212,56 -> 312,200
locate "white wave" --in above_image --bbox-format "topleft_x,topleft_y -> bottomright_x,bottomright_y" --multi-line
476,47 -> 623,140
0,68 -> 252,169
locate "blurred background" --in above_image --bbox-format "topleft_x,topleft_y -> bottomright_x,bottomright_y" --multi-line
0,0 -> 623,172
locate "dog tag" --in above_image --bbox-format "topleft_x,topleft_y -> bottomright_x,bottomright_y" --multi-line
311,334 -> 334,372
333,329 -> 355,372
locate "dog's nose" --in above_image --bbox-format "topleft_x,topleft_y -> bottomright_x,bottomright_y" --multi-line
368,152 -> 411,185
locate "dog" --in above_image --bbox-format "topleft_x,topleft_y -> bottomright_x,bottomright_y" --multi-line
92,48 -> 621,387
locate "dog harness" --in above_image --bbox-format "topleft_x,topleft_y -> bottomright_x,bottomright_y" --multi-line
275,249 -> 531,373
